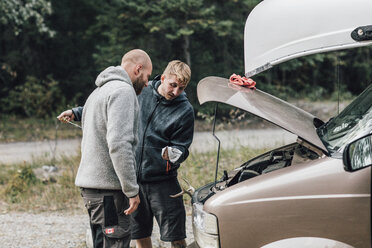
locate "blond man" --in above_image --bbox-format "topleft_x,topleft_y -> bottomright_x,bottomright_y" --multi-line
131,60 -> 194,248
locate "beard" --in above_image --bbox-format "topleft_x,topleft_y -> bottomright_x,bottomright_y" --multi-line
132,76 -> 145,95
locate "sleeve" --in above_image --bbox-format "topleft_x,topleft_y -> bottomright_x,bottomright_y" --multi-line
169,108 -> 195,164
106,87 -> 139,197
72,106 -> 84,121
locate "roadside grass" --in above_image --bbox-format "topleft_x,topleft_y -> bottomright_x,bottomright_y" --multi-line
0,116 -> 82,142
0,145 -> 270,213
0,153 -> 85,213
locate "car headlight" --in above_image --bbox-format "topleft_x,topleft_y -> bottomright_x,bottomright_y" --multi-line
192,203 -> 219,248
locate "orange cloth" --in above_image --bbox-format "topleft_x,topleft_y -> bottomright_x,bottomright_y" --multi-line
229,74 -> 256,89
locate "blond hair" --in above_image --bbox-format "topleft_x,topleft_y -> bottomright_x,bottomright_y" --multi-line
162,60 -> 191,86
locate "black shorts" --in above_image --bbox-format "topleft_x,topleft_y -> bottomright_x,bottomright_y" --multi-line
131,178 -> 186,242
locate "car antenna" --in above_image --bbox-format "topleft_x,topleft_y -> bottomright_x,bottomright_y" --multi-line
212,103 -> 221,188
336,52 -> 340,114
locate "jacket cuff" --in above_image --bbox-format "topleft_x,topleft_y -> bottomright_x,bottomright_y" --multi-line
124,188 -> 139,198
129,193 -> 138,198
71,106 -> 83,121
173,145 -> 188,164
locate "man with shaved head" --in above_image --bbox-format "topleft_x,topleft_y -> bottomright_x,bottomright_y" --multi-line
58,49 -> 152,248
121,49 -> 152,95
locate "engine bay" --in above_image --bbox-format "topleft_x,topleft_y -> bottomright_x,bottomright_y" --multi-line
227,142 -> 320,187
193,142 -> 321,204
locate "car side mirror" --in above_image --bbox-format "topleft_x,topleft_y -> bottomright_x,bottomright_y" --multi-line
343,133 -> 372,171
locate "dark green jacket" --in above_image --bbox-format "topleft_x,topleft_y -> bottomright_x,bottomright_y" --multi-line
136,78 -> 194,182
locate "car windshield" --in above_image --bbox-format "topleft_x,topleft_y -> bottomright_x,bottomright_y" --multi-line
317,84 -> 372,154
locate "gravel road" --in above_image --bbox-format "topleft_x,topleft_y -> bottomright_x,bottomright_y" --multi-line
0,128 -> 296,164
0,212 -> 89,248
0,210 -> 193,248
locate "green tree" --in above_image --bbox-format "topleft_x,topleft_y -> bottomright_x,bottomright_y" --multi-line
0,0 -> 101,115
1,0 -> 371,119
88,0 -> 259,112
47,0 -> 101,104
0,0 -> 55,115
0,0 -> 55,36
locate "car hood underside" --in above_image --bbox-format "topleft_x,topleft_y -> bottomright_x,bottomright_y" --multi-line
197,76 -> 327,152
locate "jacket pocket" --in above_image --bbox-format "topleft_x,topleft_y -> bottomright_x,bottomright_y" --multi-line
103,223 -> 130,248
83,196 -> 104,225
103,221 -> 130,239
103,194 -> 130,239
103,212 -> 131,242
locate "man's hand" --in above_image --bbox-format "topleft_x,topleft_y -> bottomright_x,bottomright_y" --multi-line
57,110 -> 75,123
162,146 -> 169,160
124,195 -> 140,215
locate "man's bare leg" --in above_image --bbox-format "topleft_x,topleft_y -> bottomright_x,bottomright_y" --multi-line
136,237 -> 152,248
171,239 -> 186,248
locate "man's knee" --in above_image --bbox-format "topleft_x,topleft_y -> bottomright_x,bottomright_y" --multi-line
135,236 -> 152,248
171,239 -> 186,248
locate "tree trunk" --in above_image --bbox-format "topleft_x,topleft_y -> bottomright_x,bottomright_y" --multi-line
183,35 -> 191,67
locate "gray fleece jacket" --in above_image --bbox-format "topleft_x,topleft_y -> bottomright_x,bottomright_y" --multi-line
74,66 -> 139,197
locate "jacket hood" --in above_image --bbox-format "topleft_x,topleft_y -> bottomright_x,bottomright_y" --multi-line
95,66 -> 132,87
150,78 -> 188,105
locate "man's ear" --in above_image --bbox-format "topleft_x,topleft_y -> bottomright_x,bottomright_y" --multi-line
160,74 -> 165,83
134,64 -> 142,76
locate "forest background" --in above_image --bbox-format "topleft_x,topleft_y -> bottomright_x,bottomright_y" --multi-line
1,0 -> 371,123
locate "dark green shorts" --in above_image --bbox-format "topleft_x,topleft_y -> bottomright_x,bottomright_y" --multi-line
131,178 -> 186,242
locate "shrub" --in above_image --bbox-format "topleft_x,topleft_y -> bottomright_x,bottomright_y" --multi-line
5,75 -> 66,118
5,165 -> 39,203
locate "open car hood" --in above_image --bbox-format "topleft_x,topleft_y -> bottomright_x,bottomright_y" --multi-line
197,76 -> 327,152
197,0 -> 372,152
244,0 -> 372,77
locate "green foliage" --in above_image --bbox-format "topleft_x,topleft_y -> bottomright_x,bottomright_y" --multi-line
0,166 -> 11,185
0,0 -> 371,119
0,0 -> 55,36
0,154 -> 83,212
330,84 -> 355,101
5,165 -> 39,203
5,76 -> 66,118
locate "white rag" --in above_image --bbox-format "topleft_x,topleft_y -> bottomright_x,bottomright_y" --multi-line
161,146 -> 182,163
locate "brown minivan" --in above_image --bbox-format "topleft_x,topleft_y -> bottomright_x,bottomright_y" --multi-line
190,0 -> 372,247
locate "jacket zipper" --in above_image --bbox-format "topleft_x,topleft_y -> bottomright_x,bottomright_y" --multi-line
137,98 -> 161,182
